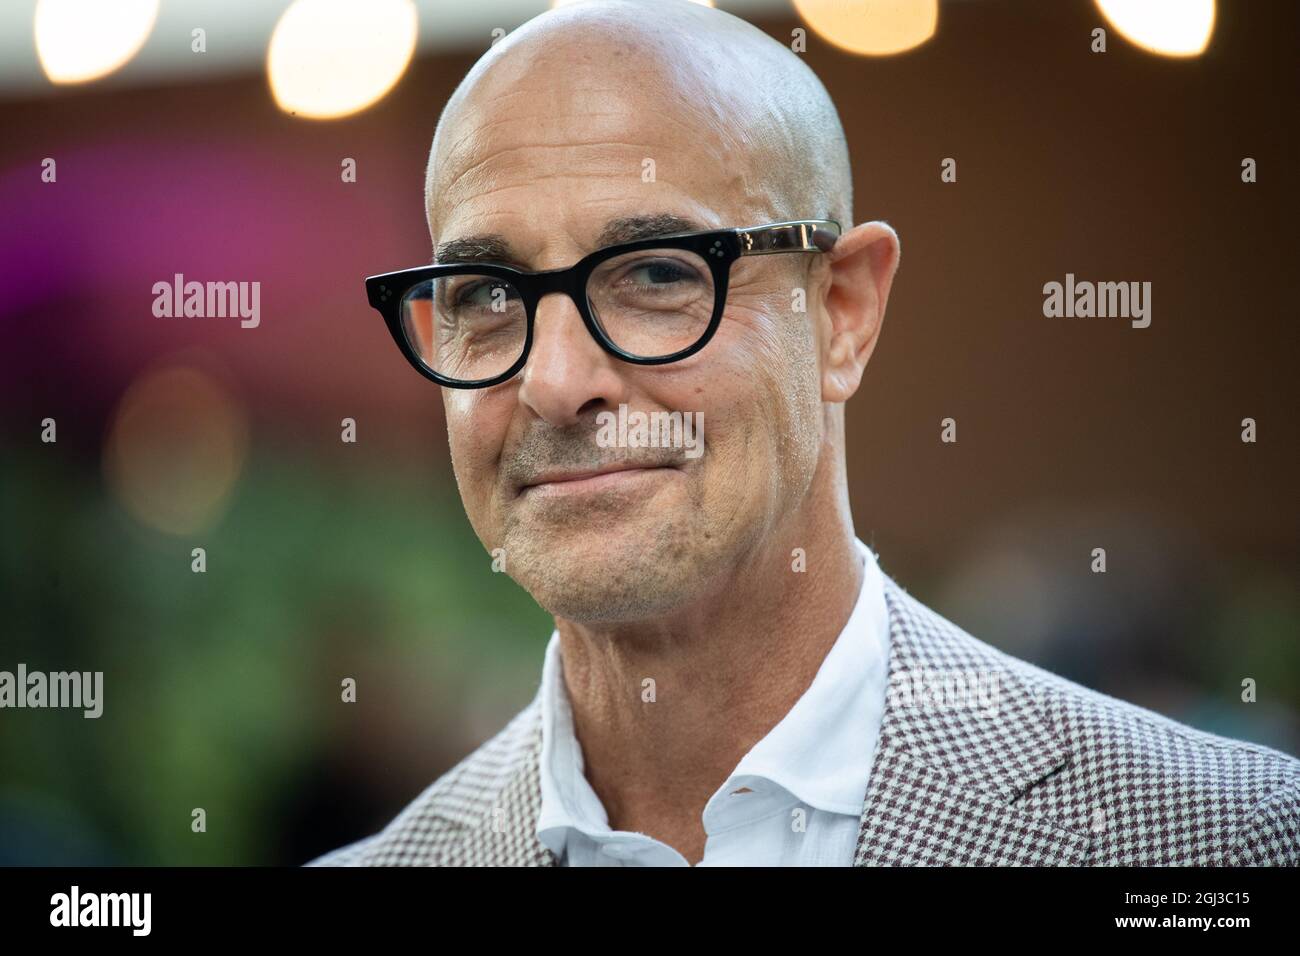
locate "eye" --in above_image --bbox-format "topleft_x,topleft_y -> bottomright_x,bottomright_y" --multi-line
452,279 -> 517,309
621,258 -> 703,289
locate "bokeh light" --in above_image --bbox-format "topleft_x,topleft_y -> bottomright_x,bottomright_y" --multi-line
35,0 -> 159,84
552,0 -> 713,6
1095,0 -> 1216,57
104,363 -> 249,536
268,0 -> 418,120
792,0 -> 938,56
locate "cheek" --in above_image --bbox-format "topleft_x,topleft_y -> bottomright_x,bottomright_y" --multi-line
717,290 -> 819,414
719,282 -> 811,380
709,299 -> 822,493
772,316 -> 824,461
687,322 -> 791,474
443,392 -> 508,500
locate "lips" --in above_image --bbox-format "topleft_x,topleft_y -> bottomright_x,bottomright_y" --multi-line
517,462 -> 679,497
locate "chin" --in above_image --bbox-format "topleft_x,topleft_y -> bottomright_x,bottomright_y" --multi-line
505,519 -> 708,624
536,587 -> 683,626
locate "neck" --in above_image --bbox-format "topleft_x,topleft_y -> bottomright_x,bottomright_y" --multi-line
552,461 -> 864,863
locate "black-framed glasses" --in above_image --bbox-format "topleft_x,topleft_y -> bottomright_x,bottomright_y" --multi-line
365,218 -> 841,389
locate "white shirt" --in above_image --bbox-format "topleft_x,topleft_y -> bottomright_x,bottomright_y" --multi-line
534,536 -> 890,866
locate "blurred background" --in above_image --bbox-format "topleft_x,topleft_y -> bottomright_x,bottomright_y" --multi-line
1,0 -> 1297,865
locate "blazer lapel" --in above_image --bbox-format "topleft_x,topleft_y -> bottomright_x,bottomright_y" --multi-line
854,577 -> 1093,865
450,706 -> 558,867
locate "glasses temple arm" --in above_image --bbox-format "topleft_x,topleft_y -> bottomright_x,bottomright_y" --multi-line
735,220 -> 841,256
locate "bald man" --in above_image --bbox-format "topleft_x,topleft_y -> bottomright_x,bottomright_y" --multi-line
308,0 -> 1300,866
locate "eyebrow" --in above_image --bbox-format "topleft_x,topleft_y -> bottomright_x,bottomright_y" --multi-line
433,213 -> 707,268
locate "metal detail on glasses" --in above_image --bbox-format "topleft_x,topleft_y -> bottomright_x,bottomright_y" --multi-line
367,219 -> 840,389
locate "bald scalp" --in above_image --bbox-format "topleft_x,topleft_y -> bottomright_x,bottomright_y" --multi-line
424,0 -> 853,247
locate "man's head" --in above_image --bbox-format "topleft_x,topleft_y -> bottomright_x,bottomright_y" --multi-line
425,0 -> 900,624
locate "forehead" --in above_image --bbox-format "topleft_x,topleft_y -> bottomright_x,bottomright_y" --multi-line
434,213 -> 716,270
426,48 -> 774,264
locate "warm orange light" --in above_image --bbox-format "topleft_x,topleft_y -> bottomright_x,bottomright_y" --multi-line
35,0 -> 159,84
268,0 -> 418,120
104,364 -> 249,536
1094,0 -> 1215,57
792,0 -> 938,56
552,0 -> 713,6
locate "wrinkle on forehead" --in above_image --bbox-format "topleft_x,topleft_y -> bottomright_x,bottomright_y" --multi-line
424,0 -> 852,246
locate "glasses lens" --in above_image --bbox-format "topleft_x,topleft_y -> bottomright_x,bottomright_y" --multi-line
586,248 -> 716,358
401,274 -> 526,383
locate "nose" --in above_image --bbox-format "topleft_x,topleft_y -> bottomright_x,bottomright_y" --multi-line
515,289 -> 629,428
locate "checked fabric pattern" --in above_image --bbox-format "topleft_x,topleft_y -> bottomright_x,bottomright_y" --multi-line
307,575 -> 1300,867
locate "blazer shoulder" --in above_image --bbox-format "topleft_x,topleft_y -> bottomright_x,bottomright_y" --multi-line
990,624 -> 1300,862
1226,778 -> 1300,865
908,584 -> 1300,777
1018,647 -> 1300,789
887,581 -> 1300,863
1043,670 -> 1300,864
303,695 -> 542,867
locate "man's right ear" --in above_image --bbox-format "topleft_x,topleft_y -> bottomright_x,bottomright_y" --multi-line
819,220 -> 900,404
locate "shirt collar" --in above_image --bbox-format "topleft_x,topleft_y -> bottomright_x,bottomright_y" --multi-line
535,536 -> 890,853
536,623 -> 610,850
723,536 -> 888,815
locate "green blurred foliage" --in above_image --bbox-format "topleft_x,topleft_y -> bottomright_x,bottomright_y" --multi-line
0,443 -> 550,864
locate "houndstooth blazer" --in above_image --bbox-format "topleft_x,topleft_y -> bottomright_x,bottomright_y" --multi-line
306,575 -> 1300,866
